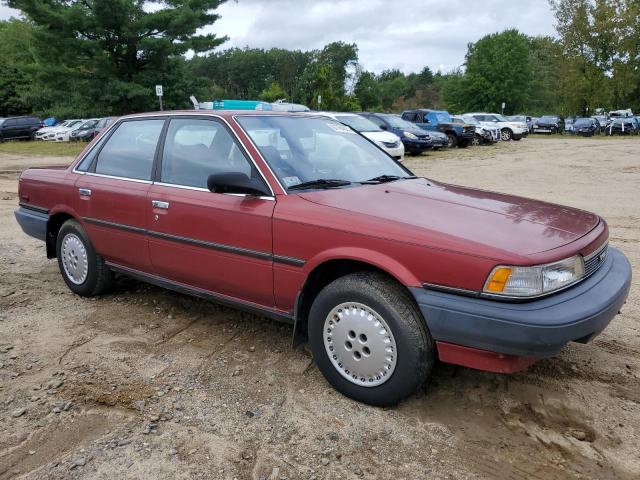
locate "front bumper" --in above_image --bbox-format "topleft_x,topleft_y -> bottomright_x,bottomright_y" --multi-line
402,138 -> 432,153
411,247 -> 631,359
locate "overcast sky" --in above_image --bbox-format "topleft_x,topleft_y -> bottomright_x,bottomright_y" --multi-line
1,0 -> 557,73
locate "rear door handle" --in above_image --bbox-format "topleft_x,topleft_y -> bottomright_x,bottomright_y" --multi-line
78,188 -> 91,197
152,200 -> 169,210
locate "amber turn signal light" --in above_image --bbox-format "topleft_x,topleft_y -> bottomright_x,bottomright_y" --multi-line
485,267 -> 512,292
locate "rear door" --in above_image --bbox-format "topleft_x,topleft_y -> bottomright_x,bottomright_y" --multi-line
1,118 -> 21,139
147,116 -> 276,307
74,118 -> 165,272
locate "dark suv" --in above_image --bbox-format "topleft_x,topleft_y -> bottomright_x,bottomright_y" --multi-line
0,116 -> 43,141
401,109 -> 475,148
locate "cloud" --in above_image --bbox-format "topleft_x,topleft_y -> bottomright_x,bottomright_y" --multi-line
1,0 -> 557,73
208,0 -> 557,73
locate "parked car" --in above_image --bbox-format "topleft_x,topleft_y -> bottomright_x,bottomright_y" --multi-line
452,115 -> 498,145
0,116 -> 43,141
69,117 -> 113,142
606,117 -> 639,135
54,119 -> 93,142
401,109 -> 475,148
38,119 -> 84,141
93,117 -> 117,138
529,117 -> 539,133
533,115 -> 565,134
564,116 -> 576,133
506,115 -> 530,137
358,112 -> 437,154
318,112 -> 404,161
572,118 -> 600,137
465,113 -> 527,141
591,115 -> 607,132
14,110 -> 631,406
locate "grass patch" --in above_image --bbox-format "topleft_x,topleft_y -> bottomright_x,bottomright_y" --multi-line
0,140 -> 87,157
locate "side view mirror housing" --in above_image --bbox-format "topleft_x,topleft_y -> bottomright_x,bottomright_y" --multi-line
379,124 -> 388,130
207,172 -> 270,196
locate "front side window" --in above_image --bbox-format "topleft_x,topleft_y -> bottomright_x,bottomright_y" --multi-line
161,118 -> 258,189
94,119 -> 164,180
237,115 -> 411,190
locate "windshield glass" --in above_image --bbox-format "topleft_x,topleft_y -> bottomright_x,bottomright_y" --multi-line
509,116 -> 525,122
495,115 -> 509,122
540,116 -> 557,121
380,114 -> 416,129
461,115 -> 479,125
574,118 -> 592,127
237,115 -> 411,189
334,114 -> 381,132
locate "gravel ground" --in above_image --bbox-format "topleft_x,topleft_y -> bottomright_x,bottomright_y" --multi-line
0,136 -> 638,479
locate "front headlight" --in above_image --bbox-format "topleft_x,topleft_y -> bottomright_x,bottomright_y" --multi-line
484,255 -> 585,298
404,132 -> 418,139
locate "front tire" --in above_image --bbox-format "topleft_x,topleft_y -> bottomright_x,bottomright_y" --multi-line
56,219 -> 113,296
308,272 -> 435,406
446,133 -> 458,148
501,128 -> 513,141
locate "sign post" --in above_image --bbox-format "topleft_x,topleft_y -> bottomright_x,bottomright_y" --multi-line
156,85 -> 164,111
501,102 -> 505,115
317,95 -> 321,109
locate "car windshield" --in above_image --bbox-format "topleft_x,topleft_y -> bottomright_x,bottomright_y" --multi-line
433,112 -> 451,122
509,116 -> 526,122
334,114 -> 381,133
461,115 -> 480,125
380,114 -> 416,129
540,116 -> 557,121
495,115 -> 510,122
0,118 -> 5,126
237,115 -> 412,189
574,118 -> 592,127
66,120 -> 83,128
79,120 -> 98,129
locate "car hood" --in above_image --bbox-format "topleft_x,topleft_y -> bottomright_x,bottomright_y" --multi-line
298,178 -> 599,258
361,131 -> 401,143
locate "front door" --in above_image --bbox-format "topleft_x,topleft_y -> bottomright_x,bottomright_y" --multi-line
74,118 -> 165,272
147,117 -> 276,308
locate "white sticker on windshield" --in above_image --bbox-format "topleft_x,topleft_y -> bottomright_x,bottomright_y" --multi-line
282,176 -> 301,187
327,122 -> 356,134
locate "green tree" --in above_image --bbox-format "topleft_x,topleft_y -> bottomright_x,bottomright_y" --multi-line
5,0 -> 228,116
0,19 -> 36,116
260,81 -> 287,102
453,29 -> 533,114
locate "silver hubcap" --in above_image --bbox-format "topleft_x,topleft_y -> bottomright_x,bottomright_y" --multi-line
323,302 -> 397,387
61,233 -> 88,285
501,130 -> 510,141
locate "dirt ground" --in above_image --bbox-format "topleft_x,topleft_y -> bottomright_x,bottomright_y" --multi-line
0,136 -> 638,479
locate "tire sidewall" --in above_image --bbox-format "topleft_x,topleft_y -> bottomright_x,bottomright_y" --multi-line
56,220 -> 102,296
501,128 -> 512,141
308,278 -> 432,406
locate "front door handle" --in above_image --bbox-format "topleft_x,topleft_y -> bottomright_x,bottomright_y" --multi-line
78,188 -> 92,197
152,200 -> 170,210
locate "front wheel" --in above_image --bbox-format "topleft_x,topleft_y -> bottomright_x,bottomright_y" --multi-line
446,133 -> 458,148
308,272 -> 435,406
500,128 -> 513,141
56,219 -> 113,296
472,134 -> 482,146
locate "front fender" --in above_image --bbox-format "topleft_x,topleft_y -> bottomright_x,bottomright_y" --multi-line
303,246 -> 421,287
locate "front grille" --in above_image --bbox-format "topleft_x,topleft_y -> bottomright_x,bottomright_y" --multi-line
583,242 -> 608,278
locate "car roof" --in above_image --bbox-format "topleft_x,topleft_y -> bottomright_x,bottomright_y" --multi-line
118,110 -> 318,121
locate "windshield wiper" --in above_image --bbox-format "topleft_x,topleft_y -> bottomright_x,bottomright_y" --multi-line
287,179 -> 352,190
362,174 -> 417,184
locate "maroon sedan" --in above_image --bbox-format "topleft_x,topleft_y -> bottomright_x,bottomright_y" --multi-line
15,111 -> 631,406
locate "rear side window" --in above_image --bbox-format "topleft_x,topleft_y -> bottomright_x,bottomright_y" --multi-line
160,118 -> 255,188
4,118 -> 18,127
95,119 -> 164,180
401,112 -> 416,122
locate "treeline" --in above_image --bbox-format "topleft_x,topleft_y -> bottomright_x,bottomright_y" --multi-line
1,0 -> 638,118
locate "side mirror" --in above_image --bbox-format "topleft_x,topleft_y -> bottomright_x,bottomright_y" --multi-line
207,172 -> 270,196
379,124 -> 388,130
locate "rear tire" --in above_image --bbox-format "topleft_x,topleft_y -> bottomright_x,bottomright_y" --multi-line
56,219 -> 113,297
308,272 -> 435,406
472,134 -> 482,146
446,133 -> 457,148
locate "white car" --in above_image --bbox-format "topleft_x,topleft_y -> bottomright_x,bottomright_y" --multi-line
318,112 -> 405,161
39,119 -> 84,141
54,119 -> 96,142
465,112 -> 527,141
455,115 -> 499,144
34,120 -> 72,140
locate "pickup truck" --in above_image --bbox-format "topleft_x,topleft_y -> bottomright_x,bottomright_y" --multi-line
401,109 -> 475,148
15,110 -> 632,406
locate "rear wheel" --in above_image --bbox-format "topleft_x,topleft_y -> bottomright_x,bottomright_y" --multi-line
56,219 -> 113,296
446,133 -> 457,148
308,272 -> 435,406
500,128 -> 513,141
472,134 -> 482,146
